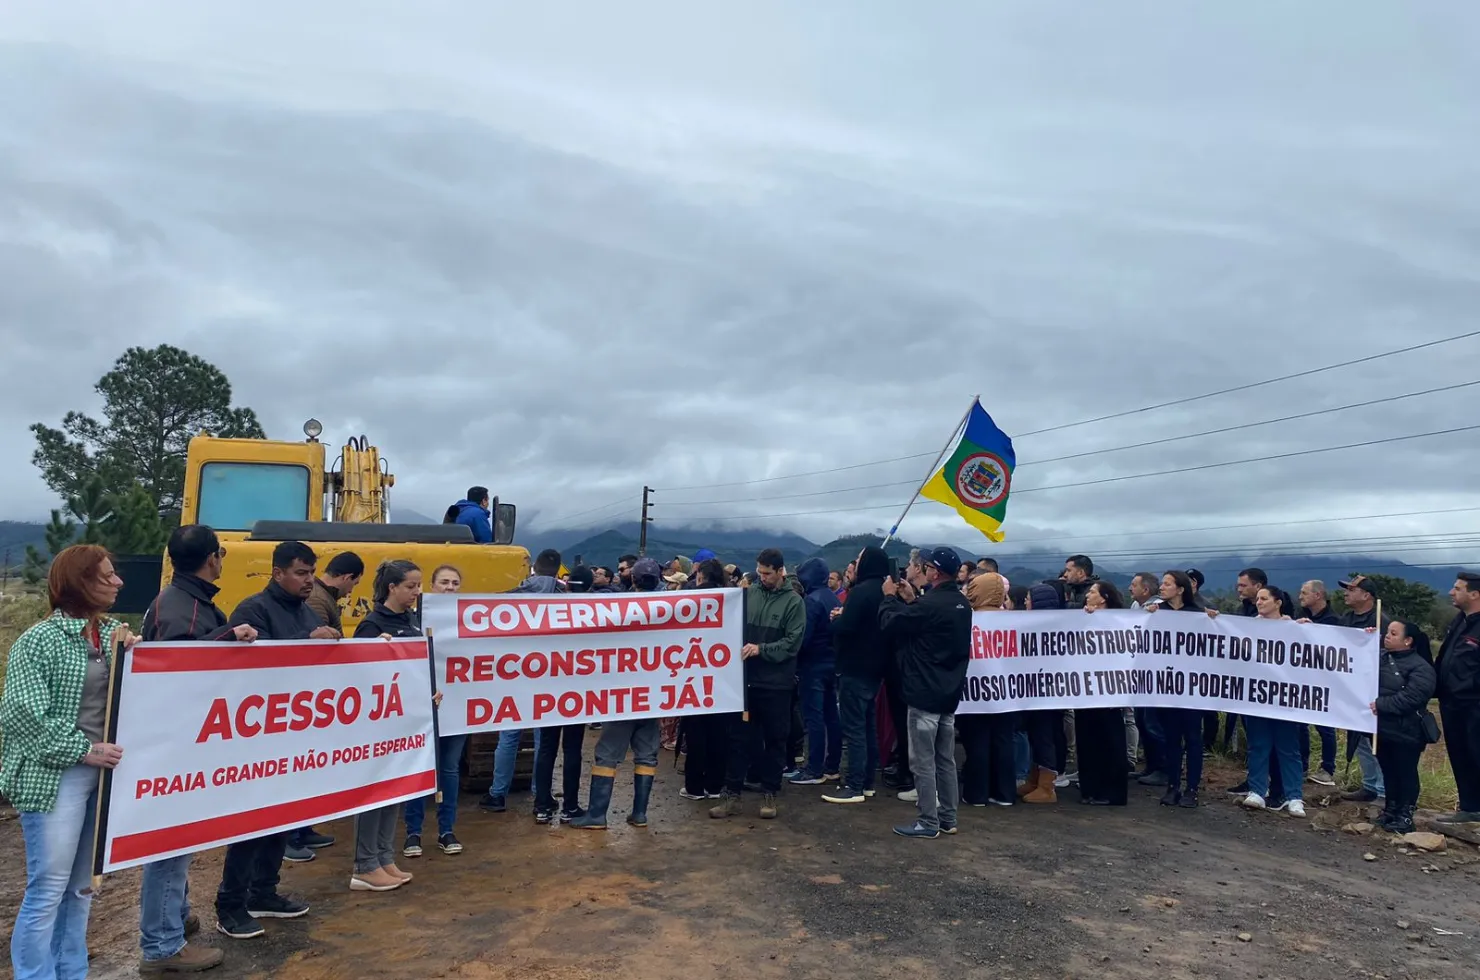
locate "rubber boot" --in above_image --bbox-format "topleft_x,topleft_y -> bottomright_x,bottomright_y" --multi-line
628,767 -> 655,827
1016,766 -> 1041,800
570,769 -> 615,830
1024,768 -> 1058,804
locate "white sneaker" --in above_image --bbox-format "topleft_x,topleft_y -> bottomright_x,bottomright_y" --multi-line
1241,792 -> 1267,810
1054,771 -> 1080,788
1283,800 -> 1306,818
897,788 -> 919,803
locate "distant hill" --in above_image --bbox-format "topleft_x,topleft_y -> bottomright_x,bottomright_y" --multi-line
517,522 -> 820,569
0,522 -> 46,570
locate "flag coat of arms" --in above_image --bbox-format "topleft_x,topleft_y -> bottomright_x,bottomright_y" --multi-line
919,401 -> 1016,542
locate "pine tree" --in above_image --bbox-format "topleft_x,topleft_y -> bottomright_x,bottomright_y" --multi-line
21,510 -> 78,585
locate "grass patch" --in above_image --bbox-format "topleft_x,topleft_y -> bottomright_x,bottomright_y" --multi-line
1195,713 -> 1459,811
0,592 -> 49,696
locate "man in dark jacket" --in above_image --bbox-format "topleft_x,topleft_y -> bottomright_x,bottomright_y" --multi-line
1296,579 -> 1340,785
823,547 -> 891,805
306,551 -> 363,634
137,526 -> 249,972
1061,555 -> 1097,609
790,558 -> 841,785
1337,575 -> 1392,804
215,541 -> 335,940
880,547 -> 972,839
711,548 -> 805,821
1436,572 -> 1480,823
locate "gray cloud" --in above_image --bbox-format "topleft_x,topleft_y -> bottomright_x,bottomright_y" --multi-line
3,1 -> 1479,569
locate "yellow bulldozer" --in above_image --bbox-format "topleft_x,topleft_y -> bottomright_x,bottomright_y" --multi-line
146,419 -> 536,793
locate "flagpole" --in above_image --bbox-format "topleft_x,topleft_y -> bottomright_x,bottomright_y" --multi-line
881,395 -> 979,547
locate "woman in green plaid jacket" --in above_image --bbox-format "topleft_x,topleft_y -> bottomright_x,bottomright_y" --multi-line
1,545 -> 137,979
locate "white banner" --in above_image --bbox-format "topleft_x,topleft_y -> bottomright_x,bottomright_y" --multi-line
421,589 -> 746,735
958,609 -> 1378,732
98,638 -> 437,874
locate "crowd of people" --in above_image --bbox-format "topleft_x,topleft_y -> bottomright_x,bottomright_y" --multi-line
3,526 -> 1479,978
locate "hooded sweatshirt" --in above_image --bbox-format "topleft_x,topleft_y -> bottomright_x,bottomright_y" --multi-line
451,499 -> 493,543
744,575 -> 806,690
831,547 -> 892,682
796,558 -> 840,669
967,572 -> 1006,611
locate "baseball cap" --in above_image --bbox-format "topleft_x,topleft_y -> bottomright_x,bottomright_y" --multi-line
565,566 -> 594,592
918,546 -> 962,578
1338,574 -> 1380,598
631,557 -> 663,587
1185,568 -> 1205,590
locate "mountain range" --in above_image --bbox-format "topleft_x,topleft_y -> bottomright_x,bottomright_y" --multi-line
3,515 -> 1468,594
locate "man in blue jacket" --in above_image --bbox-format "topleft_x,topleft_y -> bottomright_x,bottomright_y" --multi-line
790,558 -> 841,785
447,487 -> 493,543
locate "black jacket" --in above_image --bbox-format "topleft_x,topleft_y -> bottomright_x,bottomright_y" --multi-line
1299,604 -> 1341,626
1064,577 -> 1097,610
141,573 -> 236,642
1339,606 -> 1390,633
353,604 -> 423,639
1374,649 -> 1437,745
1436,611 -> 1480,702
879,580 -> 972,715
831,547 -> 891,682
228,581 -> 324,640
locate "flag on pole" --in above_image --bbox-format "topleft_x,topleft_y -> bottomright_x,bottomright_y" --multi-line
918,400 -> 1016,542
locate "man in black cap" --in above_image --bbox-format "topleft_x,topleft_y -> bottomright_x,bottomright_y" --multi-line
879,547 -> 972,839
1337,574 -> 1392,803
1435,571 -> 1480,823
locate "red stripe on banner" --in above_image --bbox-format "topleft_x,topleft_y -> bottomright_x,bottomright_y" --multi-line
107,769 -> 437,865
130,640 -> 427,673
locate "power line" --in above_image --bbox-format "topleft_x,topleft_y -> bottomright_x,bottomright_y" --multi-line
1016,328 -> 1480,437
655,328 -> 1480,493
659,381 -> 1480,507
1010,423 -> 1480,496
1001,505 -> 1480,548
671,423 -> 1480,518
535,494 -> 639,529
1023,379 -> 1480,467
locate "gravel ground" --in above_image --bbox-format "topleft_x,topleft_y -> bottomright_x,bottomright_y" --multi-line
3,754 -> 1477,980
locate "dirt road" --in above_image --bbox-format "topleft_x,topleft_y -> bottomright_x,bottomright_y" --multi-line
4,759 -> 1478,980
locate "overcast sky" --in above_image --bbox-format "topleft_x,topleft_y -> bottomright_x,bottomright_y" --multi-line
3,1 -> 1478,566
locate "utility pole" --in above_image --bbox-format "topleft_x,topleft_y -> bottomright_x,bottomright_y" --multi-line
639,486 -> 654,556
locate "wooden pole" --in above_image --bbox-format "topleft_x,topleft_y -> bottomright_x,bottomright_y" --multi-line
1371,599 -> 1382,755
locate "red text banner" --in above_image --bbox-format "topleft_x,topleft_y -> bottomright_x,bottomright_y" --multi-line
958,609 -> 1378,732
422,589 -> 746,734
100,639 -> 436,873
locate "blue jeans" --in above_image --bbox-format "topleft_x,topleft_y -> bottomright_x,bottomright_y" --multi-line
1245,717 -> 1305,801
491,728 -> 543,797
836,674 -> 879,791
1013,729 -> 1031,783
405,733 -> 468,837
139,854 -> 192,962
13,765 -> 97,980
1354,734 -> 1385,796
799,663 -> 841,776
